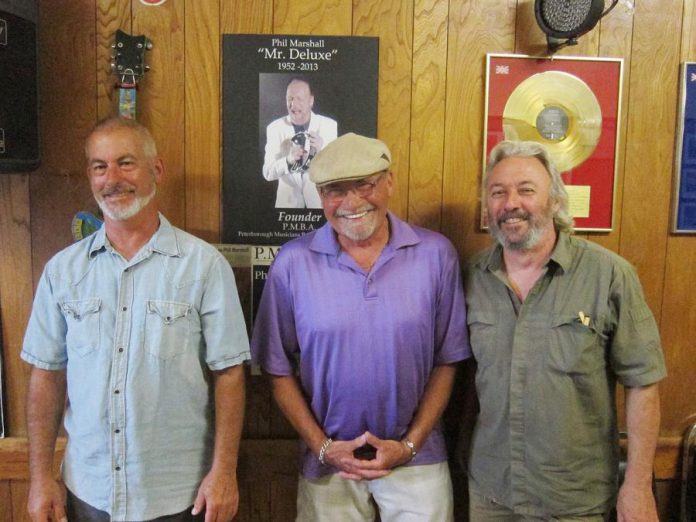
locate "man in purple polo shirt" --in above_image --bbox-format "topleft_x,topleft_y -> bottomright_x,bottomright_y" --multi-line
251,132 -> 471,521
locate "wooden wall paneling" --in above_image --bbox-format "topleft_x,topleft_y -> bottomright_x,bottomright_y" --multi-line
682,0 -> 696,60
242,374 -> 272,438
238,484 -> 270,522
237,440 -> 297,521
9,481 -> 28,522
132,0 -> 186,228
589,5 -> 635,253
659,238 -> 696,434
0,438 -> 64,480
655,479 -> 681,522
32,0 -> 98,286
0,481 -> 11,522
513,0 -> 543,56
220,4 -> 272,444
353,0 -> 414,220
270,478 -> 297,521
273,0 -> 352,36
220,0 -> 273,34
656,0 -> 696,440
0,438 -> 63,522
36,0 -> 98,171
619,0 -> 682,316
96,0 -> 131,119
408,0 -> 448,230
0,176 -> 32,436
184,0 -> 221,241
441,1 -> 515,260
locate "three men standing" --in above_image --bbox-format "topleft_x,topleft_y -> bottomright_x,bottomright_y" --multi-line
22,118 -> 666,522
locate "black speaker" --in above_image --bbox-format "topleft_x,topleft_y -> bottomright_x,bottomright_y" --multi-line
0,0 -> 39,172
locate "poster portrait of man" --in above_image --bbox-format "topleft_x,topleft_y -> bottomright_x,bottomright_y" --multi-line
260,75 -> 338,209
222,34 -> 378,246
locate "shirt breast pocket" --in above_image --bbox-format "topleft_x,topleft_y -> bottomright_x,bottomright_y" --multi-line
547,313 -> 607,375
61,298 -> 102,357
144,300 -> 191,360
467,310 -> 498,368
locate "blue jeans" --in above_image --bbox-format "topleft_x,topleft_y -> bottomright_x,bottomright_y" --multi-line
66,489 -> 205,522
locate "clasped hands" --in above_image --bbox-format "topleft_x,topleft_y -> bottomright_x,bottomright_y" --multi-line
321,431 -> 413,481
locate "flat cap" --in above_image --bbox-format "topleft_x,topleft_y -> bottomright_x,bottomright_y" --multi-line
309,132 -> 391,185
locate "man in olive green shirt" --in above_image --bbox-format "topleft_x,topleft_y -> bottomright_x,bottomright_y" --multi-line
465,140 -> 666,521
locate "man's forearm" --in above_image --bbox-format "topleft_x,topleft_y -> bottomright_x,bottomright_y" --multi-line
270,374 -> 326,455
211,364 -> 246,472
405,364 -> 457,450
623,383 -> 661,486
26,367 -> 66,479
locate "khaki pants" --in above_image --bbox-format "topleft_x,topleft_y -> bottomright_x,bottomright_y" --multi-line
468,486 -> 606,522
297,462 -> 454,522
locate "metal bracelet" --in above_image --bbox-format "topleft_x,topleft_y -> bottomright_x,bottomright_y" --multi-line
318,437 -> 333,465
402,438 -> 417,460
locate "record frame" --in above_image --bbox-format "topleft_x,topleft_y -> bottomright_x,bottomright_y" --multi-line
483,54 -> 624,232
672,62 -> 696,234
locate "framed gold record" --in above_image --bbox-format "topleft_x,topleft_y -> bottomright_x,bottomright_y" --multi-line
483,54 -> 623,231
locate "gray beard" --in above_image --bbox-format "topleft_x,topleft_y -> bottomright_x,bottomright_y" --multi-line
492,223 -> 545,251
98,185 -> 156,221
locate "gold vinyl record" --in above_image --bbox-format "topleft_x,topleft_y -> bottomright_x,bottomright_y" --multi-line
503,70 -> 602,172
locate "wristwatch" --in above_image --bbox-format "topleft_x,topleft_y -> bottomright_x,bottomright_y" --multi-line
402,438 -> 417,460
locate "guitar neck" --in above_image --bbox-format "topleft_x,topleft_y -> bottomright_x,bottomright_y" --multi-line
111,29 -> 150,119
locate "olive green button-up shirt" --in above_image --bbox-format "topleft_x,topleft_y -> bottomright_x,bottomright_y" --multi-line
465,232 -> 666,517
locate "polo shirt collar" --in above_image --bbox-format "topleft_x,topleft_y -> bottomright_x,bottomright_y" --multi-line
309,211 -> 420,258
87,213 -> 181,258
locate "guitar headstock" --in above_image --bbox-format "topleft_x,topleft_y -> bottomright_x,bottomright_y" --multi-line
111,29 -> 151,88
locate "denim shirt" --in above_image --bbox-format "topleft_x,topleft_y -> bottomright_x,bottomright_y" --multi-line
22,214 -> 250,521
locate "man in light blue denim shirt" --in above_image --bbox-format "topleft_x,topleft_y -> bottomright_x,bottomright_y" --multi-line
21,117 -> 250,522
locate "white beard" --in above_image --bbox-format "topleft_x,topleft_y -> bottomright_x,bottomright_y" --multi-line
97,184 -> 156,221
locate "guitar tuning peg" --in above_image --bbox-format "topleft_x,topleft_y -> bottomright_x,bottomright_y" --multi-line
144,65 -> 151,71
110,62 -> 116,70
146,41 -> 153,50
111,43 -> 116,49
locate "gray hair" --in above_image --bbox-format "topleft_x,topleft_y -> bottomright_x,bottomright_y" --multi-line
484,140 -> 574,233
85,116 -> 158,159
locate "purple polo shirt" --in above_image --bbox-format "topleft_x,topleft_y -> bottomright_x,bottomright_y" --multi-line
251,212 -> 471,478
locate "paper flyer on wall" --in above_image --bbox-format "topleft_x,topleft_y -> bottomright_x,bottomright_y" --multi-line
251,246 -> 280,325
214,244 -> 280,375
222,34 -> 379,245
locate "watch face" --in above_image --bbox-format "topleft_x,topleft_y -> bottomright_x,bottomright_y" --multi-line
403,438 -> 417,458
